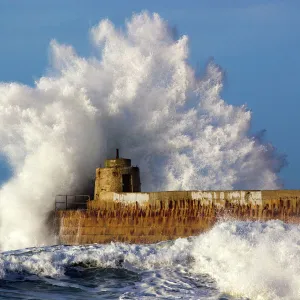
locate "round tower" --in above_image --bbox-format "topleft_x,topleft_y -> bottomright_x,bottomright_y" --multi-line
94,149 -> 141,200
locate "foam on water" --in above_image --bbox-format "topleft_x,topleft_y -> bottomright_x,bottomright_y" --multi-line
0,221 -> 299,299
192,220 -> 300,300
0,12 -> 285,251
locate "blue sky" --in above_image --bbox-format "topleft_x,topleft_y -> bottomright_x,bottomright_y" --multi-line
0,0 -> 299,188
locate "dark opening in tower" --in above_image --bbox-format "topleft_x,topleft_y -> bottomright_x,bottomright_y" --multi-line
122,174 -> 131,192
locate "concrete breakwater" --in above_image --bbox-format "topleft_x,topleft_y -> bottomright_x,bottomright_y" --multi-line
56,190 -> 300,245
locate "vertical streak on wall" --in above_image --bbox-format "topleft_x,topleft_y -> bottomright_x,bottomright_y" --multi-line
56,190 -> 300,245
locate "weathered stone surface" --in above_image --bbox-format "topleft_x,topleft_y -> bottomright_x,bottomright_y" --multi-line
56,190 -> 300,245
55,156 -> 300,245
94,158 -> 141,200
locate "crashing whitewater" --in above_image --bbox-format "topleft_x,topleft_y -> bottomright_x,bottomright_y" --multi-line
1,221 -> 300,300
0,12 -> 284,251
0,11 -> 294,300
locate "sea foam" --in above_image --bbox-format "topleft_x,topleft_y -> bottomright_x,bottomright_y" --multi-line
0,221 -> 299,299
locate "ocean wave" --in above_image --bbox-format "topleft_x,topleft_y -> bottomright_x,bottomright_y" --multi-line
1,220 -> 300,299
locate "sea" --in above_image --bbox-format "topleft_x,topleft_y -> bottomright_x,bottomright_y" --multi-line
0,220 -> 299,300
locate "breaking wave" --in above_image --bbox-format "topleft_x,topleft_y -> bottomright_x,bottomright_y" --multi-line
0,12 -> 284,250
1,221 -> 299,299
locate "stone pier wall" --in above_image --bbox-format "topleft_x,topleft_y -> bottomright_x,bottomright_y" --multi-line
56,190 -> 300,245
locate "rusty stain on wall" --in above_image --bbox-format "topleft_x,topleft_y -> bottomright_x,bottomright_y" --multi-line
56,190 -> 300,245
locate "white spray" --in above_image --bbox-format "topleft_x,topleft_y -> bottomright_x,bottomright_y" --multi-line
191,220 -> 300,300
1,221 -> 300,299
0,12 -> 284,251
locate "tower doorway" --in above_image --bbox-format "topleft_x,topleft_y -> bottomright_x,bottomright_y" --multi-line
122,174 -> 131,192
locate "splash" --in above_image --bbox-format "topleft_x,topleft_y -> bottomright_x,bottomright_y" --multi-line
0,221 -> 299,299
0,12 -> 284,250
191,220 -> 300,300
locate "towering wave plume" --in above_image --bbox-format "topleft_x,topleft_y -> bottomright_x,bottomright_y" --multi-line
0,12 -> 284,250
